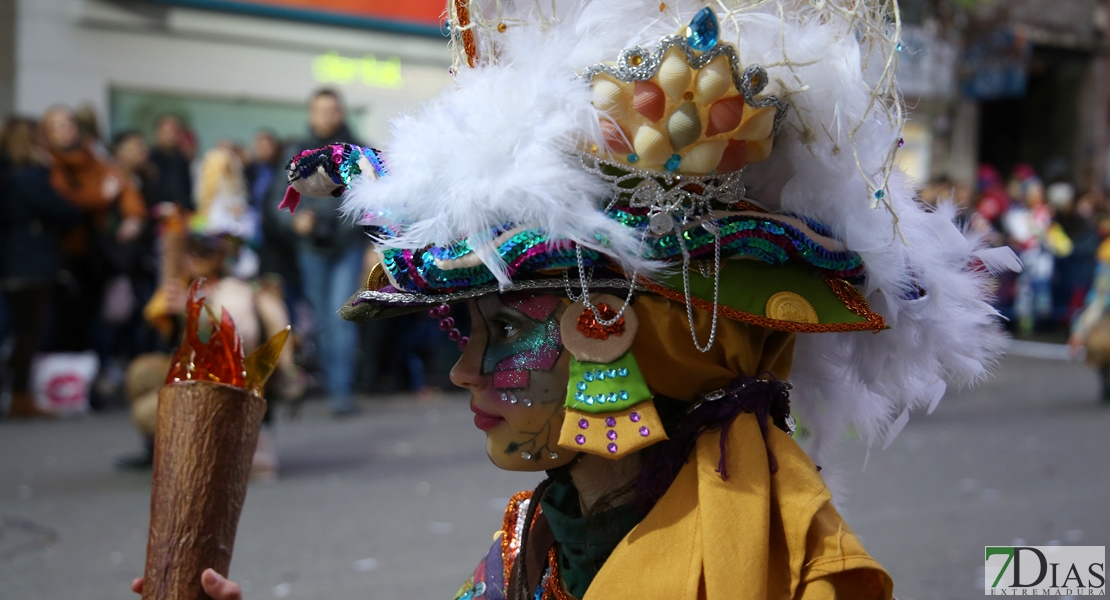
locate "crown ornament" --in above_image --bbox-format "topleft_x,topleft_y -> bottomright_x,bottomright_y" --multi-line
579,8 -> 786,225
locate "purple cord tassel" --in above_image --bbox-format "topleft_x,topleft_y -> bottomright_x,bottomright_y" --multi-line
633,374 -> 793,516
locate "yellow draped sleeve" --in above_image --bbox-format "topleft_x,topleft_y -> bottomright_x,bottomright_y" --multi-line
582,413 -> 893,600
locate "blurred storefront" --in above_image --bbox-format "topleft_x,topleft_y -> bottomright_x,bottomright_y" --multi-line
3,0 -> 453,148
896,0 -> 1110,192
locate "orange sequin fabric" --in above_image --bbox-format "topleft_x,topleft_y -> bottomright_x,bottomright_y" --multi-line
576,303 -> 626,340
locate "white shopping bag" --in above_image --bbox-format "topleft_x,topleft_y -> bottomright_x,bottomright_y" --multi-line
31,351 -> 99,415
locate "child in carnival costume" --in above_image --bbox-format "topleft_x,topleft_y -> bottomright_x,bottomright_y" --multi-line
276,1 -> 1021,599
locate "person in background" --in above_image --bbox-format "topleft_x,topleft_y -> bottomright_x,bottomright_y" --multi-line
111,130 -> 164,358
0,116 -> 83,418
267,89 -> 367,416
148,114 -> 194,214
1050,183 -> 1098,325
121,145 -> 296,473
1069,226 -> 1110,403
43,106 -> 147,367
249,129 -> 304,330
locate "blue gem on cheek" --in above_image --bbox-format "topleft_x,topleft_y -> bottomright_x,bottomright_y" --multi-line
686,7 -> 720,52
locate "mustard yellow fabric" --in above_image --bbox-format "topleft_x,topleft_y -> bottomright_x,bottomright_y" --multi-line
630,296 -> 796,403
582,413 -> 893,600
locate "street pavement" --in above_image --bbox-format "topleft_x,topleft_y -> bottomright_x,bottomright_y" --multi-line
1,351 -> 1108,600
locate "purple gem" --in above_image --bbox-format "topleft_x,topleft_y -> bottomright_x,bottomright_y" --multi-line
448,329 -> 461,341
457,337 -> 469,350
578,418 -> 589,430
438,317 -> 455,330
605,416 -> 616,427
630,412 -> 641,423
897,137 -> 905,148
607,442 -> 618,454
427,308 -> 440,319
575,434 -> 586,445
639,426 -> 650,437
607,430 -> 617,441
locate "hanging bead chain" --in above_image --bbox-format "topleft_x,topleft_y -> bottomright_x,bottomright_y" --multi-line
428,304 -> 469,351
674,219 -> 722,353
572,245 -> 638,327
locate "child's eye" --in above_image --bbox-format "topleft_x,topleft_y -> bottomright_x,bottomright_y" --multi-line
499,321 -> 520,339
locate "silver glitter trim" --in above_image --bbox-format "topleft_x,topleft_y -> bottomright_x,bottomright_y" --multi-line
354,278 -> 644,306
579,152 -> 747,214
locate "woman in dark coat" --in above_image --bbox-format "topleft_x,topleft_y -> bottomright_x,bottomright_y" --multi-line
0,116 -> 82,418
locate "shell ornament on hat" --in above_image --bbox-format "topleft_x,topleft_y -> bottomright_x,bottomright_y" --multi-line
284,0 -> 1021,464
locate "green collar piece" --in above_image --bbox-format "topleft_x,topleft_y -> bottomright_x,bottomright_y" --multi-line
540,480 -> 643,598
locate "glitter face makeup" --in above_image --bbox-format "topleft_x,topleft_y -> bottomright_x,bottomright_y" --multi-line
481,294 -> 563,390
451,294 -> 577,472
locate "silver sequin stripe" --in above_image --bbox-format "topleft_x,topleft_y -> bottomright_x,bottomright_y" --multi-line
354,278 -> 646,306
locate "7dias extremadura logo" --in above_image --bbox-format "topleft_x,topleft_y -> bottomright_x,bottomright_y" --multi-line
985,546 -> 1105,595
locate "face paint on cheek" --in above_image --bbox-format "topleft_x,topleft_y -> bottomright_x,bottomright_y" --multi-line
482,295 -> 564,390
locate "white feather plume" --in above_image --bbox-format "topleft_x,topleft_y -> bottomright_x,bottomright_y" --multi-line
341,0 -> 1018,465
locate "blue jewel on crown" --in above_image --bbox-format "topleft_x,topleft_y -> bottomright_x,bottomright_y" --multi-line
686,7 -> 720,52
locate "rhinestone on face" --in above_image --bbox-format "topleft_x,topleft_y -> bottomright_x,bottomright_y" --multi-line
630,411 -> 641,423
549,452 -> 560,460
578,418 -> 589,430
575,434 -> 586,445
639,426 -> 651,437
509,394 -> 518,404
520,451 -> 532,460
607,443 -> 618,454
607,430 -> 618,441
522,398 -> 533,407
500,393 -> 508,402
605,416 -> 617,427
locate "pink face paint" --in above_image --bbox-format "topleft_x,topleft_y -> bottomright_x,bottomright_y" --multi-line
482,294 -> 563,390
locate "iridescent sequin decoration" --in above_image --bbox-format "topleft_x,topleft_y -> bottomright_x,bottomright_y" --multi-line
377,212 -> 864,299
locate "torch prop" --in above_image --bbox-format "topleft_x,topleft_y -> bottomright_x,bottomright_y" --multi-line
142,280 -> 289,600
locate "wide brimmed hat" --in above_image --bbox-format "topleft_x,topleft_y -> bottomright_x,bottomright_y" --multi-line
283,0 -> 1019,463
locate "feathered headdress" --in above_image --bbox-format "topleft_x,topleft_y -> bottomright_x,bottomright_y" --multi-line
284,0 -> 1019,464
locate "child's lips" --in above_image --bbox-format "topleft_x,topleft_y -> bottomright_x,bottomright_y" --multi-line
470,401 -> 505,431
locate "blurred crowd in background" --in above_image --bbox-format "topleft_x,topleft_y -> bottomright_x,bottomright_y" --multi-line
7,83 -> 1110,467
0,88 -> 462,456
923,164 -> 1103,337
